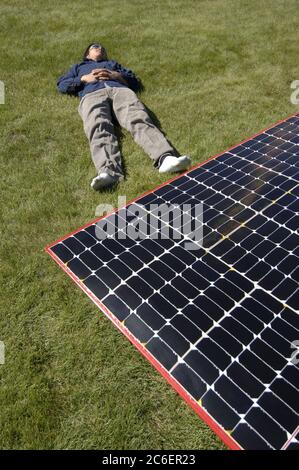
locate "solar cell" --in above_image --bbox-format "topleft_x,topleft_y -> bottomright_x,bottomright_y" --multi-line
46,113 -> 299,450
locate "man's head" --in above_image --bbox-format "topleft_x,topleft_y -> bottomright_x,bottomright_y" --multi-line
83,43 -> 108,61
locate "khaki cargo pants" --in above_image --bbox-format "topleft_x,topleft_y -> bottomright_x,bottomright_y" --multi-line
78,85 -> 174,180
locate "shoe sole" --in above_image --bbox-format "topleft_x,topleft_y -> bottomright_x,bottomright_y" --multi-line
91,176 -> 116,190
159,155 -> 191,174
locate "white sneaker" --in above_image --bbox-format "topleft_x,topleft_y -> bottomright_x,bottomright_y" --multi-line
158,155 -> 191,174
90,172 -> 118,190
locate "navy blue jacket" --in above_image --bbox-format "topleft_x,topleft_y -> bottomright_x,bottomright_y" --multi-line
57,58 -> 140,98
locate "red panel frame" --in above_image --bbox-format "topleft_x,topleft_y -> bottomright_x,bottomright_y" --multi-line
45,110 -> 299,450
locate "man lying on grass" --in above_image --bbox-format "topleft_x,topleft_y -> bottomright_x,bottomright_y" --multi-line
57,43 -> 191,190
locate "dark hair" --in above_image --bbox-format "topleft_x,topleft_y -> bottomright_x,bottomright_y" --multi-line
82,43 -> 108,60
83,43 -> 93,60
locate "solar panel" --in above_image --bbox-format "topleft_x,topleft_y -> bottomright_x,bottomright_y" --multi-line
46,113 -> 299,450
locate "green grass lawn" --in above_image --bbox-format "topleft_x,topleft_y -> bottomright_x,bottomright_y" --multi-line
0,0 -> 298,450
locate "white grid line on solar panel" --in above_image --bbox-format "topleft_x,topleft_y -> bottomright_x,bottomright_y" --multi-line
120,178 -> 298,252
106,207 -> 204,254
284,441 -> 299,450
209,244 -> 298,309
127,190 -> 268,245
228,140 -> 299,168
135,164 -> 299,248
153,165 -> 296,216
152,134 -> 297,196
177,325 -> 297,419
211,224 -> 299,292
116,204 -> 201,242
119,204 -> 221,249
220,148 -> 299,174
209,239 -> 299,306
83,257 -> 297,445
247,138 -> 299,161
194,155 -> 298,193
202,375 -> 296,447
266,117 -> 299,133
214,146 -> 299,173
218,215 -> 298,261
246,150 -> 299,175
116,288 -> 298,443
242,134 -> 299,153
156,136 -> 297,195
266,135 -> 299,147
198,386 -> 278,449
50,115 -> 299,449
197,345 -> 298,430
201,157 -> 299,208
282,426 -> 299,449
223,153 -> 299,187
60,239 -> 296,450
56,227 -> 299,403
256,123 -> 299,143
281,115 -> 299,124
170,348 -> 298,434
61,212 -> 299,329
233,423 -> 274,449
247,132 -> 298,147
161,308 -> 298,445
210,391 -> 288,449
56,125 -> 299,360
231,130 -> 299,156
166,159 -> 297,198
57,212 -> 294,348
57,225 -> 294,356
156,157 -> 298,224
268,116 -> 299,130
152,131 -> 297,199
231,421 -> 284,450
55,242 -> 298,422
133,182 -> 299,273
115,193 -> 299,312
158,180 -> 298,286
167,298 -> 298,377
75,242 -> 299,412
265,126 -> 299,141
92,221 -> 298,323
96,243 -> 299,373
165,293 -> 299,408
284,433 -> 299,449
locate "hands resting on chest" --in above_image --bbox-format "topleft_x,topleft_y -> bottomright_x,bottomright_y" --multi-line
81,69 -> 127,85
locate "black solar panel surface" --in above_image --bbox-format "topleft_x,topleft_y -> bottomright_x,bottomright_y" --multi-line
48,114 -> 299,450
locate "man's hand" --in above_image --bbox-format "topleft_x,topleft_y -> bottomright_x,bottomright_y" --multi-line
81,69 -> 128,85
80,71 -> 98,83
91,68 -> 111,80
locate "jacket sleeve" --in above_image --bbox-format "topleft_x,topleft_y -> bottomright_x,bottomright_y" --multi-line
113,61 -> 140,92
57,64 -> 83,96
